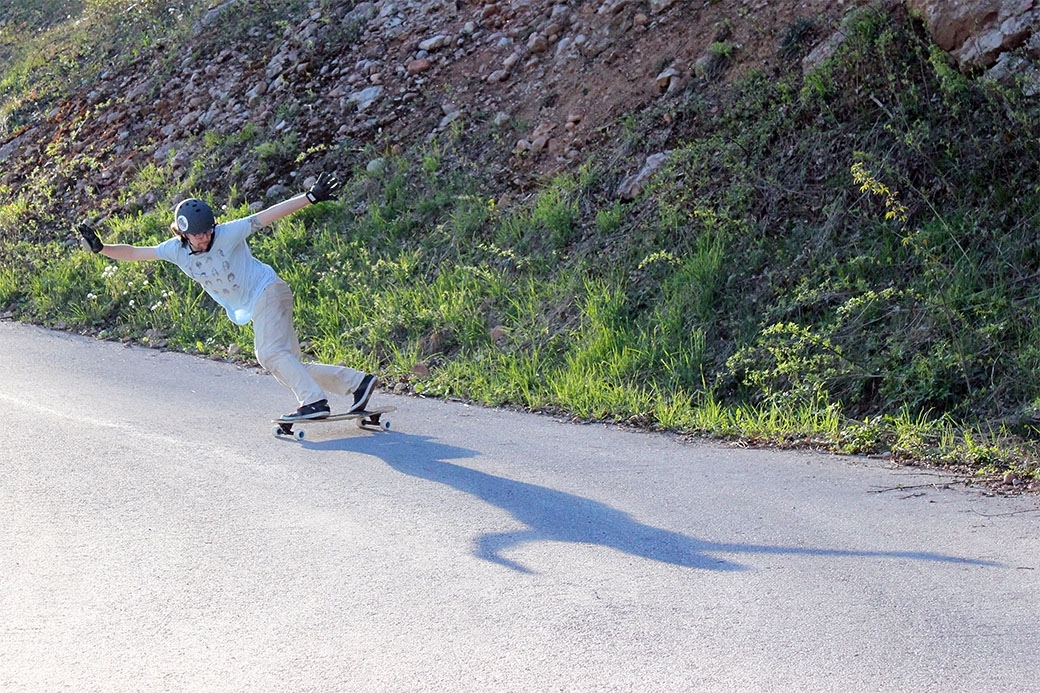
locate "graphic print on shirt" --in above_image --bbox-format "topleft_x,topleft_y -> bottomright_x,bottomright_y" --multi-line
186,248 -> 241,298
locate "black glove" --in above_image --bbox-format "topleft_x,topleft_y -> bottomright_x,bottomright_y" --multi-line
305,171 -> 340,204
78,223 -> 103,253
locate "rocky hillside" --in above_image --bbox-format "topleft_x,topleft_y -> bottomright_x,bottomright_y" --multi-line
1,0 -> 1036,230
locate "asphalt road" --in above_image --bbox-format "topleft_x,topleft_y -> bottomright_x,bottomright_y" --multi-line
1,320 -> 1038,692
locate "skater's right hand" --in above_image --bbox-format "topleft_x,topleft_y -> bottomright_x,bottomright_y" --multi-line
305,170 -> 341,204
78,223 -> 103,253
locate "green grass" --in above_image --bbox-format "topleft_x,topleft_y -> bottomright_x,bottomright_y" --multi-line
1,2 -> 1039,478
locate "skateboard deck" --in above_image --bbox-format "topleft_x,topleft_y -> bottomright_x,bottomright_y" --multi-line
272,406 -> 396,440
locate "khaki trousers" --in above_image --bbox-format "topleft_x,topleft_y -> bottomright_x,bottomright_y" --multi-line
252,279 -> 366,406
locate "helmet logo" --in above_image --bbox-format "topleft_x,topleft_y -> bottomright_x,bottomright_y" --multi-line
177,215 -> 190,232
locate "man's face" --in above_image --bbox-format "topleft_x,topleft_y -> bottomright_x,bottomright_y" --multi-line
186,228 -> 213,253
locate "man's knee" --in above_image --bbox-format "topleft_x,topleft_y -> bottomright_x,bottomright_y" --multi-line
257,345 -> 294,373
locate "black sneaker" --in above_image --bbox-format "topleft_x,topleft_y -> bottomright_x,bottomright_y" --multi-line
280,399 -> 331,421
347,375 -> 378,414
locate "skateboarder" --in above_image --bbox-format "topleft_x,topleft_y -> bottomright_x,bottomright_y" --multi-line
78,171 -> 377,421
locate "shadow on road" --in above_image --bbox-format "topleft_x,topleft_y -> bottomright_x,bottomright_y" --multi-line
304,431 -> 1004,574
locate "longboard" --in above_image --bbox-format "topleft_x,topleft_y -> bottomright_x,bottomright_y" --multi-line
272,406 -> 396,440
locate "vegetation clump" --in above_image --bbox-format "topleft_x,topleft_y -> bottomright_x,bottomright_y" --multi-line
1,1 -> 1039,479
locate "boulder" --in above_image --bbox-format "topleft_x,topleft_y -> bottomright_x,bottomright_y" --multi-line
906,0 -> 1039,69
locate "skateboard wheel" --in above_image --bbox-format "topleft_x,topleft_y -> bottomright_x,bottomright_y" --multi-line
273,425 -> 283,436
295,429 -> 306,440
383,419 -> 391,430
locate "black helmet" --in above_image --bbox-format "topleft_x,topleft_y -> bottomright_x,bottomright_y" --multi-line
173,198 -> 215,235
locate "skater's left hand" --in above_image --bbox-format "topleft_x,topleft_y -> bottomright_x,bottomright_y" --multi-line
78,223 -> 103,253
306,171 -> 341,204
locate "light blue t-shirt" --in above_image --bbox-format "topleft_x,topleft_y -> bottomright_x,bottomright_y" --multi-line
156,216 -> 276,325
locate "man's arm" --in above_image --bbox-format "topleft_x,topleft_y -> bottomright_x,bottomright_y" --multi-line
252,194 -> 311,229
78,224 -> 159,261
251,171 -> 342,229
100,244 -> 160,262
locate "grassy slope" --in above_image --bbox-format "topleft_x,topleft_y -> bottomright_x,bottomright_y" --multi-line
2,1 -> 1040,474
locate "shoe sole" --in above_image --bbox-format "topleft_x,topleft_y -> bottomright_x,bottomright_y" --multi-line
348,377 -> 379,414
279,411 -> 331,422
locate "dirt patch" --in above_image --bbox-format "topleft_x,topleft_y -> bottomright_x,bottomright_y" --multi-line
1,0 -> 870,225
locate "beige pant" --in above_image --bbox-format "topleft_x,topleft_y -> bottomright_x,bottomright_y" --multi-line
252,279 -> 366,406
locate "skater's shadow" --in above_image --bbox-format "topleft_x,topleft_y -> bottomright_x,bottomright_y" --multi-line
306,432 -> 1003,574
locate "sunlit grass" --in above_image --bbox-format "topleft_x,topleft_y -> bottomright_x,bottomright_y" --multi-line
0,1 -> 1038,480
